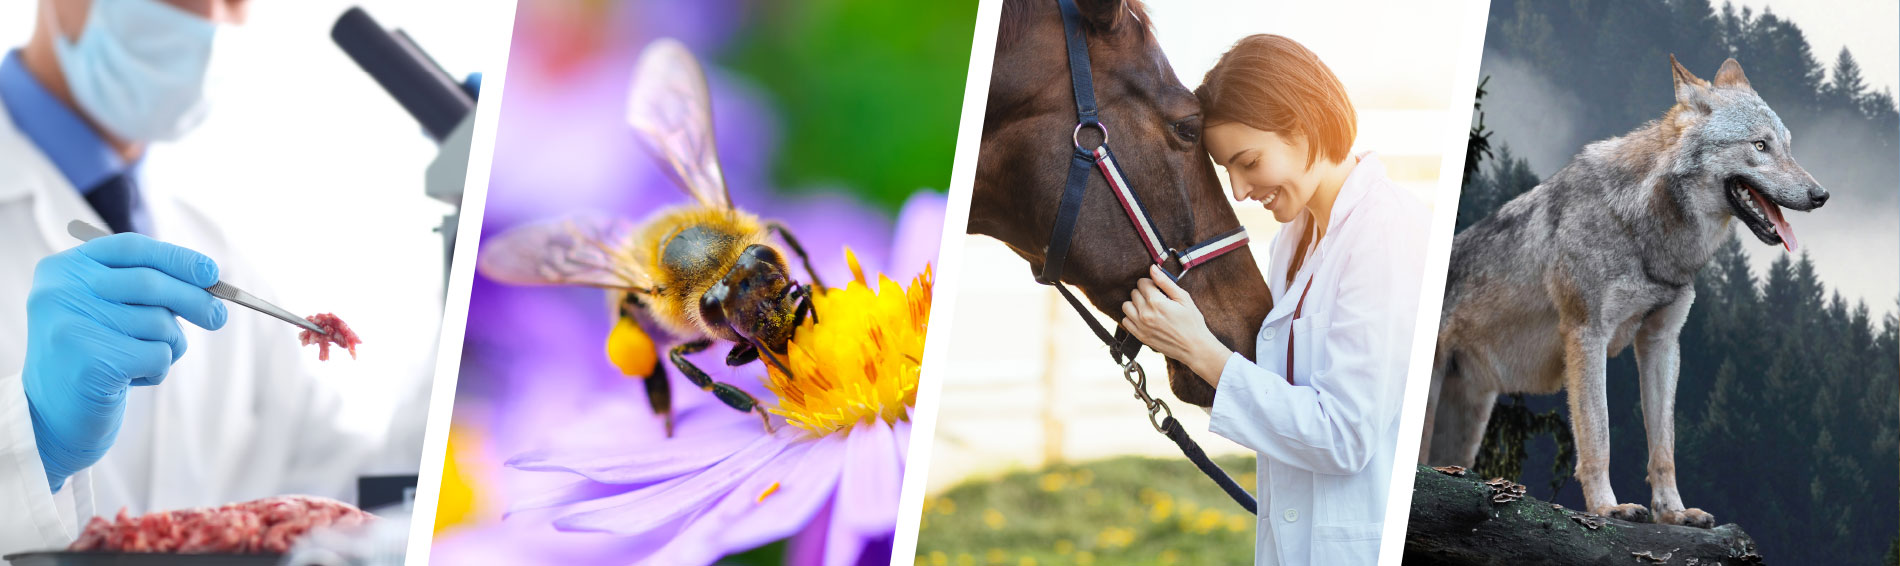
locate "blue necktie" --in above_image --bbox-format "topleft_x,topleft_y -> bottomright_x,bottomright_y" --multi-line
84,173 -> 146,234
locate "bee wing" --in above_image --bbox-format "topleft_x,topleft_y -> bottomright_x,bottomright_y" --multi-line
477,215 -> 651,289
627,38 -> 732,209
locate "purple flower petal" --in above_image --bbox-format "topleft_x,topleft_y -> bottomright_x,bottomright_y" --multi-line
811,501 -> 894,566
784,501 -> 831,566
823,498 -> 863,566
857,537 -> 895,566
892,419 -> 912,476
551,426 -> 802,534
503,476 -> 638,516
434,505 -> 668,565
834,421 -> 902,536
888,191 -> 947,279
715,431 -> 849,550
508,403 -> 763,484
637,433 -> 843,564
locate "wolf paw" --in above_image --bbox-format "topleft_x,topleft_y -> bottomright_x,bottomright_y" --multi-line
1593,503 -> 1652,523
1658,507 -> 1715,528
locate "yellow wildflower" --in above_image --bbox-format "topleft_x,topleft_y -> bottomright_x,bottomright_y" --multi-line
984,508 -> 1007,530
1039,471 -> 1069,492
1097,526 -> 1136,549
1148,492 -> 1175,522
765,249 -> 931,434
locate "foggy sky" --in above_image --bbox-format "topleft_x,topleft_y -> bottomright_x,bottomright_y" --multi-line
1476,51 -> 1899,314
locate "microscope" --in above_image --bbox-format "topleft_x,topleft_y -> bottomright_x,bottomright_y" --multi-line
331,6 -> 476,290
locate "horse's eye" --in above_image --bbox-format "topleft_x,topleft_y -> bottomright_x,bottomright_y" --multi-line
1753,140 -> 1768,152
1172,120 -> 1200,143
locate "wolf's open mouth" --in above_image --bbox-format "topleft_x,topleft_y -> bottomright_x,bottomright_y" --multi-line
1726,178 -> 1798,252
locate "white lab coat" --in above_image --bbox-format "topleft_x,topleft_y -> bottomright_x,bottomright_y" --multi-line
1207,153 -> 1426,566
0,101 -> 415,559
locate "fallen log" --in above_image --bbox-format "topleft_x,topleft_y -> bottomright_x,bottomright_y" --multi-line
1404,465 -> 1763,565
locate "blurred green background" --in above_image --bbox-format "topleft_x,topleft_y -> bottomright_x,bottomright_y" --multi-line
724,0 -> 977,212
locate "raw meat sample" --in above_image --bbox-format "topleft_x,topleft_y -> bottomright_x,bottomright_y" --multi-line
299,313 -> 362,361
67,495 -> 373,554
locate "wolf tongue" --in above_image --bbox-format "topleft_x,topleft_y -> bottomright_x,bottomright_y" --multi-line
1755,191 -> 1798,252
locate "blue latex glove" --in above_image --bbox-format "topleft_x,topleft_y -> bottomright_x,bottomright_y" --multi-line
461,72 -> 482,100
21,234 -> 228,492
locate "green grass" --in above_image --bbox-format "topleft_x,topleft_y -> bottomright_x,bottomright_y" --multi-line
914,455 -> 1257,566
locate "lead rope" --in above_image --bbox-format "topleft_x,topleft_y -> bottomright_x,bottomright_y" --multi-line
1047,283 -> 1257,516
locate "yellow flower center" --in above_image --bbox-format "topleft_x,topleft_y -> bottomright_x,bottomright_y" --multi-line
764,248 -> 931,435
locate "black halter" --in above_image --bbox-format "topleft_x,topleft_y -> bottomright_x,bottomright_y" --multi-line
1037,0 -> 1257,515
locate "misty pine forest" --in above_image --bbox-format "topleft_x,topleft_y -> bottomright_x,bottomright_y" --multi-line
1452,1 -> 1900,563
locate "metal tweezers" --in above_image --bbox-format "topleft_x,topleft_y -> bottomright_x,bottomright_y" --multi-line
67,220 -> 330,336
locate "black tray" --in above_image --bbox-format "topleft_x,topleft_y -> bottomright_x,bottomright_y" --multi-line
3,552 -> 281,566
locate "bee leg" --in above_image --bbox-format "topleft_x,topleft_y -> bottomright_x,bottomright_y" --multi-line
669,339 -> 772,431
642,358 -> 674,437
726,342 -> 760,366
746,337 -> 796,377
767,221 -> 825,291
792,284 -> 818,326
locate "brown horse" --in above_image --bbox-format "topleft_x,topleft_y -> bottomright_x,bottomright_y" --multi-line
970,0 -> 1272,406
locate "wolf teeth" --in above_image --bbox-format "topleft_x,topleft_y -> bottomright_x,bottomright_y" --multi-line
1733,185 -> 1766,219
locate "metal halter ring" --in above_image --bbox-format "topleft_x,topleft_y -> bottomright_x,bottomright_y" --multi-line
1073,120 -> 1109,151
1122,359 -> 1173,433
1164,248 -> 1188,280
1148,397 -> 1174,434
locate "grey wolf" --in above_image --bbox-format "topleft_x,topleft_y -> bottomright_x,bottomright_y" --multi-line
1422,56 -> 1827,527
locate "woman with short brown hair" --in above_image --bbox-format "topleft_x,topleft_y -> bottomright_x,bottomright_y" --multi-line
1120,34 -> 1428,566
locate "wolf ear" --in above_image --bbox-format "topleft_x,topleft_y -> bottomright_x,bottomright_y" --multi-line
1073,0 -> 1127,33
1713,58 -> 1751,89
1669,54 -> 1711,107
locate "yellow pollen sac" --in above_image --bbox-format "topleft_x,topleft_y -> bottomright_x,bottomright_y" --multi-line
607,317 -> 658,377
765,248 -> 932,435
757,481 -> 781,503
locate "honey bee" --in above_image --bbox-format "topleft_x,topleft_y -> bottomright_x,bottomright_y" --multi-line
476,38 -> 825,436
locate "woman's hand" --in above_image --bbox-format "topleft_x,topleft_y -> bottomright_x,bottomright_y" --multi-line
1120,265 -> 1234,385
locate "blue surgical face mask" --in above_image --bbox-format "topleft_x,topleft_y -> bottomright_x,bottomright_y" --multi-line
49,0 -> 220,142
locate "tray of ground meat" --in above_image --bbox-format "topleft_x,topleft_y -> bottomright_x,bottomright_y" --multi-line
298,313 -> 362,361
2,495 -> 373,565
